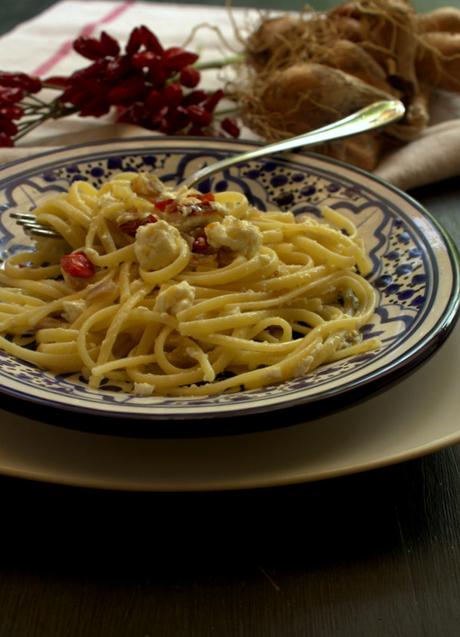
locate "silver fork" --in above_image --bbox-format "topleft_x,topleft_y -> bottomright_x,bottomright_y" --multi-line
10,99 -> 405,239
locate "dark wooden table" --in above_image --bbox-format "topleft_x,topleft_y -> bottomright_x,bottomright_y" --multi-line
0,1 -> 459,636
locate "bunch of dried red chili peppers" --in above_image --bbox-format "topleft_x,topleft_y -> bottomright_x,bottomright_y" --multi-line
0,25 -> 240,147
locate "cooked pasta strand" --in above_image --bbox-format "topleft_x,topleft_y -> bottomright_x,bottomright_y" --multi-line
0,172 -> 379,396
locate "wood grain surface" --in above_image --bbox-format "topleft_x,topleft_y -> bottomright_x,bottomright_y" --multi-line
0,446 -> 459,636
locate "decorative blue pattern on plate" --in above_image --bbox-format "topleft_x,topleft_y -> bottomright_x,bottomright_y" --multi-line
0,137 -> 458,420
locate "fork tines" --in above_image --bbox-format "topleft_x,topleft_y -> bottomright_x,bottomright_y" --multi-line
10,212 -> 59,238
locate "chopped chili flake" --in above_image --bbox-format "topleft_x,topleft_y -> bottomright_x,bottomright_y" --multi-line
119,213 -> 158,236
187,192 -> 216,215
192,235 -> 210,253
60,251 -> 95,278
154,198 -> 177,212
195,192 -> 215,202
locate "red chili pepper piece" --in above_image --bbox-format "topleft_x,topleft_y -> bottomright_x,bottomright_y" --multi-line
0,72 -> 42,94
188,194 -> 215,215
73,36 -> 105,61
69,59 -> 108,81
0,117 -> 18,136
163,83 -> 183,108
147,58 -> 168,87
0,86 -> 24,105
150,112 -> 168,132
60,251 -> 96,278
179,66 -> 200,88
118,103 -> 150,126
0,105 -> 23,120
107,76 -> 147,105
182,89 -> 207,106
79,98 -> 111,118
0,132 -> 13,147
187,105 -> 211,128
119,214 -> 158,237
100,31 -> 120,57
203,89 -> 224,113
105,57 -> 131,82
131,51 -> 157,70
163,47 -> 199,73
164,106 -> 190,133
186,193 -> 215,216
125,27 -> 144,55
187,125 -> 205,136
154,198 -> 177,212
25,76 -> 43,94
60,85 -> 86,107
131,52 -> 167,86
221,117 -> 240,138
145,89 -> 164,113
140,26 -> 164,56
192,235 -> 210,253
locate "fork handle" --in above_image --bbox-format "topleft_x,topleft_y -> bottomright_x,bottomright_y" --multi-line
182,100 -> 405,189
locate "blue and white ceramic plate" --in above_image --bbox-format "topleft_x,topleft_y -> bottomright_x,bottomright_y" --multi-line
0,137 -> 459,422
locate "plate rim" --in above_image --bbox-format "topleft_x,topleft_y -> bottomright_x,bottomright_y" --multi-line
1,429 -> 460,492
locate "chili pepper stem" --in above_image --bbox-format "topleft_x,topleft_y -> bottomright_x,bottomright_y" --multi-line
13,117 -> 48,141
214,106 -> 239,117
195,53 -> 245,71
41,81 -> 67,90
26,94 -> 50,107
13,102 -> 79,142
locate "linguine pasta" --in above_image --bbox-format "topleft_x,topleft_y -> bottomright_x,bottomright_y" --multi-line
0,172 -> 379,396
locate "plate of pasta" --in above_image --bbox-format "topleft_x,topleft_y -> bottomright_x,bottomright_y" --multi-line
0,137 -> 458,425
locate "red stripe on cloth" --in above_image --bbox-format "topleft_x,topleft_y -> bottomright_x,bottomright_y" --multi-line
33,0 -> 134,77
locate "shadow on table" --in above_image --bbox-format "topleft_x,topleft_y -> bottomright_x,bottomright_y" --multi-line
0,450 -> 453,576
1,448 -> 459,637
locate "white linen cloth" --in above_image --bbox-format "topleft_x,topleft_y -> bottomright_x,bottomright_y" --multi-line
1,0 -> 460,191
